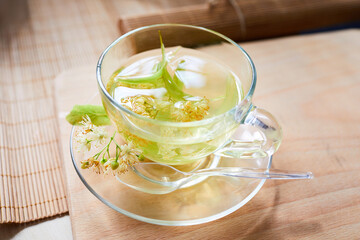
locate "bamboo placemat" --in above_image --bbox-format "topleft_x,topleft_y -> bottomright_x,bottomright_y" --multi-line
0,56 -> 68,222
0,0 -> 204,224
0,9 -> 68,223
0,0 -> 120,223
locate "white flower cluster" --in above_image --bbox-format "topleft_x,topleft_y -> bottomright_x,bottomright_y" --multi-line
81,142 -> 143,175
74,115 -> 143,175
74,115 -> 108,152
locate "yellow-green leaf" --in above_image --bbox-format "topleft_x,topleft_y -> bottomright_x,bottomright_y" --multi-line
66,105 -> 111,126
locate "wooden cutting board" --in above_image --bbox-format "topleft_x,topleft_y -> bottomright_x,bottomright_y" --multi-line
56,29 -> 360,239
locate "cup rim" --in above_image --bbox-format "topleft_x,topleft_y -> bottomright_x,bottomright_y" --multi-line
96,23 -> 257,127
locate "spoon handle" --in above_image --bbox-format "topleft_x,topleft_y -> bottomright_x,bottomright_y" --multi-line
193,167 -> 313,180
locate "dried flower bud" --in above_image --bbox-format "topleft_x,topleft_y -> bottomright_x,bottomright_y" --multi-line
81,161 -> 89,169
110,161 -> 119,170
100,158 -> 107,165
138,154 -> 145,161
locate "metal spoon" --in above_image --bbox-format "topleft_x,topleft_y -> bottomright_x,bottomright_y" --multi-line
130,162 -> 313,194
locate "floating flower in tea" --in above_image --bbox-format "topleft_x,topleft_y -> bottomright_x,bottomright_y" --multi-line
107,32 -> 213,122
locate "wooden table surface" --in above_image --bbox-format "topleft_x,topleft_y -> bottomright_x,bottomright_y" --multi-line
55,29 -> 360,240
1,0 -> 360,239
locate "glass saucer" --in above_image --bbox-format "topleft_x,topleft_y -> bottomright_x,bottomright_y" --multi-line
70,125 -> 272,226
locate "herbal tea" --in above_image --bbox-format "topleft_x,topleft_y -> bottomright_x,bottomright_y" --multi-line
104,36 -> 244,165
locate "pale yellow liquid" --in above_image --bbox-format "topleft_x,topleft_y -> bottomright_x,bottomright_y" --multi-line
105,47 -> 243,165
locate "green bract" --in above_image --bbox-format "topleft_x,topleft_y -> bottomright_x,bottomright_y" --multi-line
66,105 -> 110,126
114,31 -> 190,102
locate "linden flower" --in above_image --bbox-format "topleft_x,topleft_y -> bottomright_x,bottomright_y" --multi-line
121,94 -> 209,122
91,126 -> 108,145
101,144 -> 142,175
75,136 -> 92,151
107,160 -> 128,175
101,158 -> 119,175
171,98 -> 210,122
119,143 -> 142,165
120,95 -> 157,119
74,115 -> 108,151
80,157 -> 102,174
80,137 -> 144,176
79,115 -> 93,130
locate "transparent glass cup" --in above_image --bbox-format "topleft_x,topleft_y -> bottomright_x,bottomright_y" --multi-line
97,24 -> 282,166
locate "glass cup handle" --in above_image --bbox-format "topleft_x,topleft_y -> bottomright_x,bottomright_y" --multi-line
215,106 -> 283,159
